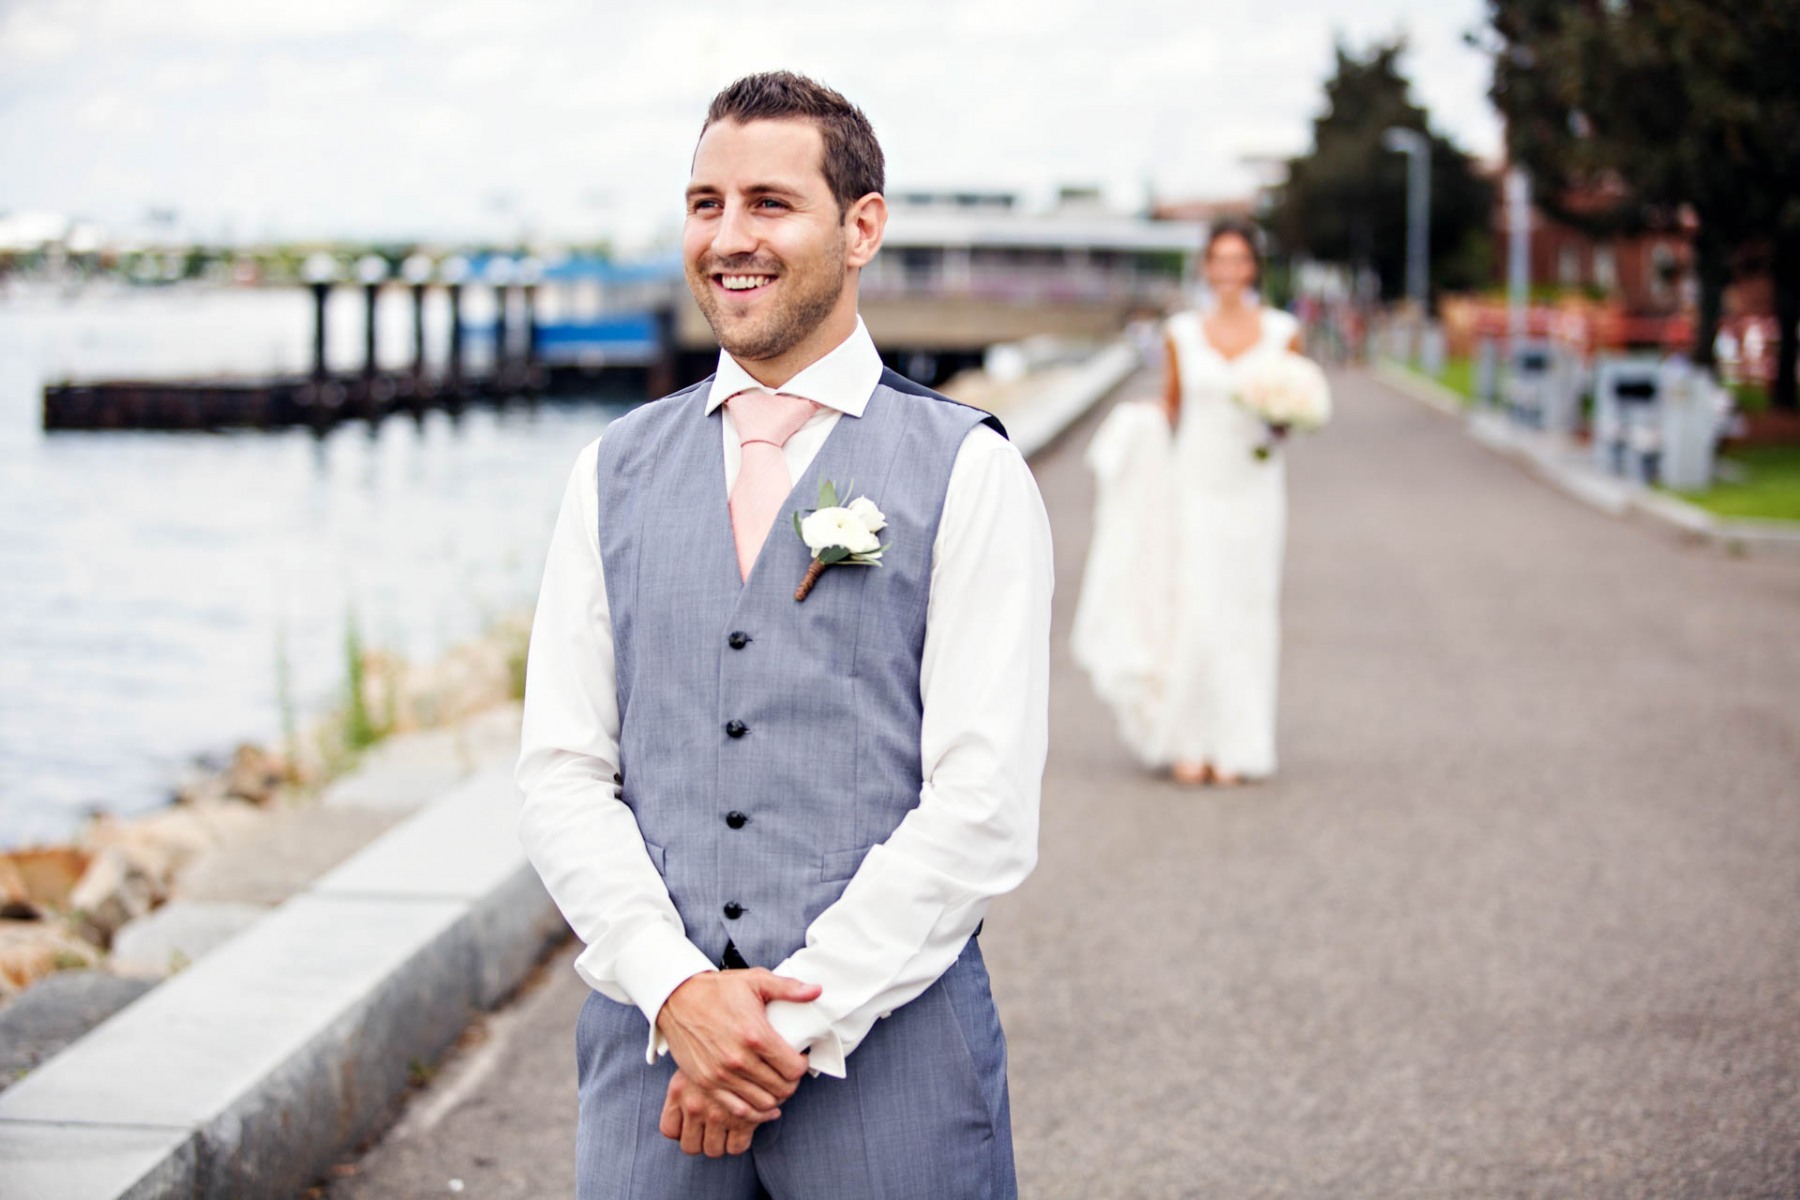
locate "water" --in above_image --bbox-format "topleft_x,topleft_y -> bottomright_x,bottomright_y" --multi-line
0,283 -> 631,849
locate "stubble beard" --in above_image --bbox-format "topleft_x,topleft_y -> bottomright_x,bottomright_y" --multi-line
690,241 -> 847,365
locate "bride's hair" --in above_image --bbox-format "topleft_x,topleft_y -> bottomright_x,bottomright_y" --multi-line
1203,218 -> 1263,287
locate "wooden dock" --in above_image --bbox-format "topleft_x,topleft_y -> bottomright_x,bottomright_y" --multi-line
41,362 -> 677,432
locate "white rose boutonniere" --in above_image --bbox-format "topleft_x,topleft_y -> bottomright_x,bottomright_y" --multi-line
791,479 -> 887,601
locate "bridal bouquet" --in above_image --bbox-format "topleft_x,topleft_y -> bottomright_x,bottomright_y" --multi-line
1234,351 -> 1332,460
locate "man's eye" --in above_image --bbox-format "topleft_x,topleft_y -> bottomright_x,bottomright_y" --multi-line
689,199 -> 720,213
755,198 -> 788,210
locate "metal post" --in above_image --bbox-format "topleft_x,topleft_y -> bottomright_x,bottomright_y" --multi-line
1506,167 -> 1531,355
1410,140 -> 1430,312
1382,127 -> 1431,314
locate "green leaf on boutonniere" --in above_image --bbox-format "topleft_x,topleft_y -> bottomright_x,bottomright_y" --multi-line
820,545 -> 851,565
792,511 -> 805,538
818,479 -> 839,510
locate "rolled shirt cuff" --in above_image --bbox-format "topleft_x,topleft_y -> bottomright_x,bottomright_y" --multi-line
764,999 -> 848,1078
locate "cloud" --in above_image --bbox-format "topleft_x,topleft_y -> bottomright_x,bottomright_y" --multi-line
0,1 -> 81,63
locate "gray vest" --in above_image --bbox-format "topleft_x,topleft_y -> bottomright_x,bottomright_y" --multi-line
595,370 -> 1004,968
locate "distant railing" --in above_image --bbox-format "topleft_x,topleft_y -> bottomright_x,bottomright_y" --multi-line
1713,315 -> 1780,388
1439,298 -> 1778,386
861,261 -> 1184,307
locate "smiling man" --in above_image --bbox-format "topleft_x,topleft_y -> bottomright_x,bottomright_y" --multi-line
517,72 -> 1051,1200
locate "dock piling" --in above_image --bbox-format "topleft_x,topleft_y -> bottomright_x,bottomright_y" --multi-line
443,256 -> 470,392
486,257 -> 516,385
356,254 -> 388,382
403,254 -> 434,383
302,253 -> 340,381
520,256 -> 543,383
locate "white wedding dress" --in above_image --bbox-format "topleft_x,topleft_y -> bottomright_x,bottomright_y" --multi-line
1073,306 -> 1298,777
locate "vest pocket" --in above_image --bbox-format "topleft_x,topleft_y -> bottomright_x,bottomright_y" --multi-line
819,844 -> 872,882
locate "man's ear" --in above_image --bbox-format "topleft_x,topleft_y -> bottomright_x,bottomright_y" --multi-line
843,193 -> 887,270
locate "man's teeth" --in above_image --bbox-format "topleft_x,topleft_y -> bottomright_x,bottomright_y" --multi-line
721,275 -> 772,291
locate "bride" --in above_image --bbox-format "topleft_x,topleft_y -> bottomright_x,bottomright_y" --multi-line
1073,218 -> 1305,786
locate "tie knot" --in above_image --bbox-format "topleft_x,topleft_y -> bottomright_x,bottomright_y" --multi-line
727,390 -> 820,450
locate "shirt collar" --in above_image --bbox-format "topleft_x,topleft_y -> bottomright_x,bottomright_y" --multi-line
704,317 -> 883,418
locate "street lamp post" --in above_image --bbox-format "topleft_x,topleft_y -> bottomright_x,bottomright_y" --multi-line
1505,167 -> 1531,353
1382,126 -> 1431,314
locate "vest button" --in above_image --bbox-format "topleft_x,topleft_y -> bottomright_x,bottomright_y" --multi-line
725,811 -> 748,829
723,902 -> 743,920
727,631 -> 750,650
725,720 -> 748,739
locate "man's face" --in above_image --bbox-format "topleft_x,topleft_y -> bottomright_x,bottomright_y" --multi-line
683,118 -> 856,376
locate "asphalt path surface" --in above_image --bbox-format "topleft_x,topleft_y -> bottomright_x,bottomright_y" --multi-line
327,366 -> 1800,1199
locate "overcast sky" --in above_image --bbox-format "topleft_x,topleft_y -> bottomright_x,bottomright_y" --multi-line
0,0 -> 1503,252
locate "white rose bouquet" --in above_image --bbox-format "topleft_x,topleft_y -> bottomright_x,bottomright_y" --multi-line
791,479 -> 887,601
1234,351 -> 1332,460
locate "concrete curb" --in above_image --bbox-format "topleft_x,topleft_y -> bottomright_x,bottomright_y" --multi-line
1373,361 -> 1800,559
0,349 -> 1135,1200
1006,341 -> 1142,460
0,765 -> 565,1200
1370,358 -> 1466,418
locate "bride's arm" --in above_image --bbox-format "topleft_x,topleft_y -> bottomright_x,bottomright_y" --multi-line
1163,333 -> 1182,428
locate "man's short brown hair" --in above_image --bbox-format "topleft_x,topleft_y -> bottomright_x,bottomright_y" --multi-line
702,71 -> 885,217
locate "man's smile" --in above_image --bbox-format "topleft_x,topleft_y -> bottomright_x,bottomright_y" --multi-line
719,273 -> 775,292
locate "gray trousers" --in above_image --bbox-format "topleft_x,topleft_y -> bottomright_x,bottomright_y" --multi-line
574,940 -> 1017,1200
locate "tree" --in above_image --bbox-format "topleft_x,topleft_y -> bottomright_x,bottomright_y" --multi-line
1270,39 -> 1496,307
1481,0 -> 1800,409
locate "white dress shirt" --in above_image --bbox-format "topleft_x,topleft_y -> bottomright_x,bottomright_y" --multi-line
516,318 -> 1052,1078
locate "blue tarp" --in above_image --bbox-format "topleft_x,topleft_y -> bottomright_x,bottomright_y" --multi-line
464,253 -> 682,286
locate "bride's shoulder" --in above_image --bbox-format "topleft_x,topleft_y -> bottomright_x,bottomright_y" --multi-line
1163,308 -> 1202,341
1260,306 -> 1300,344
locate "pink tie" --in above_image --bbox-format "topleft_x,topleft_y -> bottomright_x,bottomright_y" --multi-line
726,390 -> 821,581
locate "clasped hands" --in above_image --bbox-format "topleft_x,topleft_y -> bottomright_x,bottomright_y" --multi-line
654,968 -> 821,1158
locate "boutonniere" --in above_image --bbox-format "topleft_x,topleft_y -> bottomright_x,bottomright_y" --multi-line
791,479 -> 887,601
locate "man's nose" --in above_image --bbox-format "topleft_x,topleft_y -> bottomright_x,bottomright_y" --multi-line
710,201 -> 759,257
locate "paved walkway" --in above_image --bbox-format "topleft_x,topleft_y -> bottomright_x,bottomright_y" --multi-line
329,367 -> 1800,1199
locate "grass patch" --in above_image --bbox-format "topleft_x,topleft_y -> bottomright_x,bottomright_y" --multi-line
1381,354 -> 1478,406
340,613 -> 390,755
1673,445 -> 1800,522
1729,380 -> 1770,414
1436,356 -> 1477,403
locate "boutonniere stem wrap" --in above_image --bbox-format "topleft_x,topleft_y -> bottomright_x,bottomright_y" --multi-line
792,479 -> 887,601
